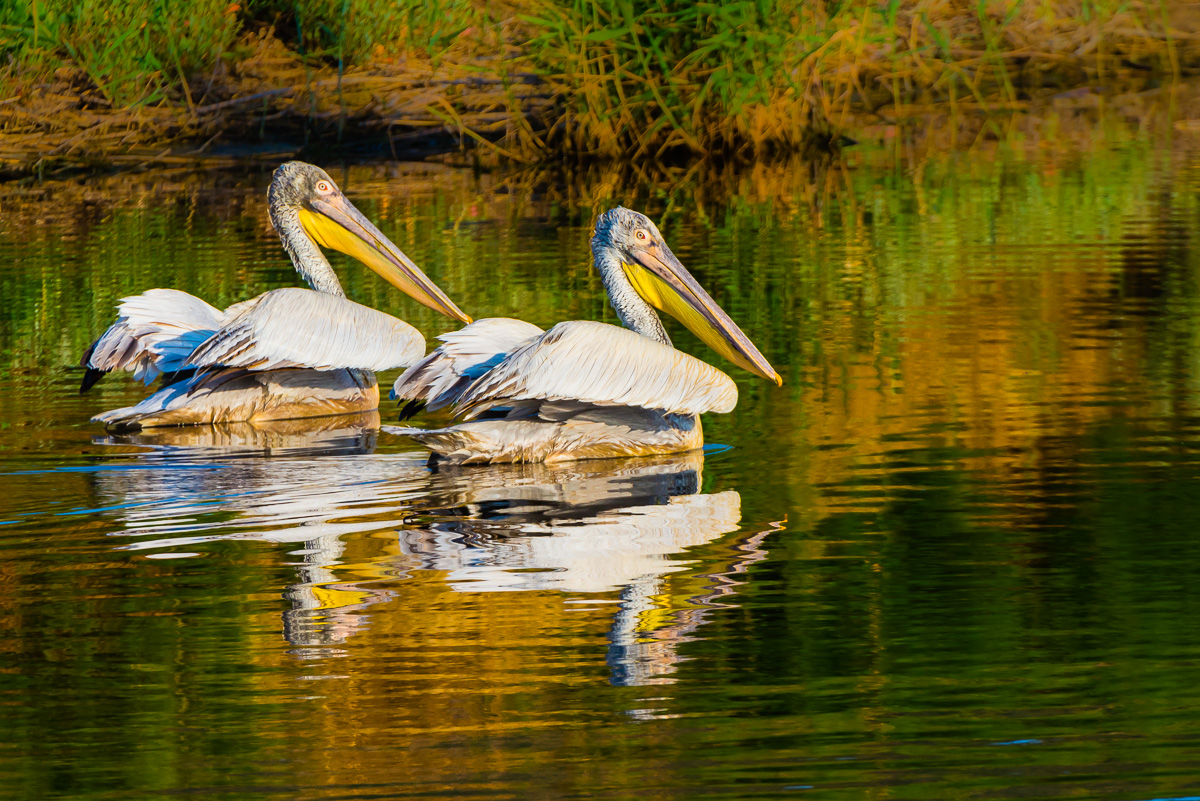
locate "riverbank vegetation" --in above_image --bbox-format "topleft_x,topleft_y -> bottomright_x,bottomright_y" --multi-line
1,0 -> 1197,170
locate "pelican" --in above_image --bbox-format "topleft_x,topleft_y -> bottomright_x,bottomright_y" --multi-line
389,206 -> 780,463
81,161 -> 471,431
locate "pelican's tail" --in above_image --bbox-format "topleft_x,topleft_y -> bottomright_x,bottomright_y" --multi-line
383,424 -> 481,463
81,289 -> 224,393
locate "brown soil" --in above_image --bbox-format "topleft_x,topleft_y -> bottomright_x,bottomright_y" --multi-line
0,30 -> 553,176
3,9 -> 1200,176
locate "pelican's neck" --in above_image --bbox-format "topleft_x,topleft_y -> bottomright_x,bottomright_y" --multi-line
270,204 -> 345,297
593,241 -> 671,346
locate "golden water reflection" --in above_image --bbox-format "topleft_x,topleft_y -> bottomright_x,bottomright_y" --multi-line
90,429 -> 774,686
95,411 -> 383,457
6,129 -> 1200,799
403,453 -> 772,686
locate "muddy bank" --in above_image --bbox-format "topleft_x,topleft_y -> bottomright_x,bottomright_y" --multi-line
0,30 -> 551,176
3,14 -> 1200,176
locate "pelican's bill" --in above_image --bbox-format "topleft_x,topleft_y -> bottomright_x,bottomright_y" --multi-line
299,198 -> 471,324
621,248 -> 781,386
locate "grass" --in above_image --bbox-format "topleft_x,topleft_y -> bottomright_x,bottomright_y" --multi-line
521,0 -> 1198,158
520,0 -> 812,158
244,0 -> 486,63
3,0 -> 241,106
0,0 -> 1195,167
0,0 -> 486,106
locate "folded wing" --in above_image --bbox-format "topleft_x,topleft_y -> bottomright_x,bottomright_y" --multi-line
391,317 -> 545,413
187,287 -> 426,372
455,320 -> 738,419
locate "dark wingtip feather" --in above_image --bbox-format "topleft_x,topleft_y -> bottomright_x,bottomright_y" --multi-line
79,340 -> 104,394
79,367 -> 106,395
397,399 -> 426,421
79,340 -> 97,370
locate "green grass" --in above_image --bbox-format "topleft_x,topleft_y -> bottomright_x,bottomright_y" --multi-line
522,0 -> 812,157
520,0 -> 1189,158
2,0 -> 240,105
0,0 -> 1190,156
245,0 -> 483,62
0,0 -> 482,106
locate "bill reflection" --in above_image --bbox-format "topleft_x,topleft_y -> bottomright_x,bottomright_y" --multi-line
282,549 -> 399,654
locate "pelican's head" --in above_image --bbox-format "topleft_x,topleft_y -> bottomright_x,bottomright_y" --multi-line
269,162 -> 471,324
592,207 -> 781,386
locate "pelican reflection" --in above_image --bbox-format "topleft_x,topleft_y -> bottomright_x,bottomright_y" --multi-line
407,450 -> 770,685
89,415 -> 429,649
89,430 -> 773,681
94,411 -> 383,458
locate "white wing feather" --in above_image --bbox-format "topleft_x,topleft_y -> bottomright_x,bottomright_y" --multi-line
391,317 -> 544,409
187,287 -> 425,372
85,288 -> 224,384
455,321 -> 738,418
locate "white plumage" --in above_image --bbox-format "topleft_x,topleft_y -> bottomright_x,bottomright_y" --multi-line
92,366 -> 379,431
391,317 -> 544,410
389,321 -> 736,463
84,289 -> 224,384
89,287 -> 424,381
389,206 -> 778,464
84,287 -> 427,431
186,288 -> 425,372
454,320 -> 737,418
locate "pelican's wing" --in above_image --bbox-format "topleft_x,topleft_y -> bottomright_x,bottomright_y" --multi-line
391,317 -> 544,412
455,320 -> 738,419
82,288 -> 225,390
186,287 -> 424,372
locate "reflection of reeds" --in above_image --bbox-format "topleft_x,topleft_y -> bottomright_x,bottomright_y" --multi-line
2,0 -> 1197,168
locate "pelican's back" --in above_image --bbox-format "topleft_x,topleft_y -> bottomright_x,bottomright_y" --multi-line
389,320 -> 738,464
186,287 -> 427,373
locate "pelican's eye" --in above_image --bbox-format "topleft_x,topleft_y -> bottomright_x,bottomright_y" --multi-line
316,180 -> 333,194
634,228 -> 649,242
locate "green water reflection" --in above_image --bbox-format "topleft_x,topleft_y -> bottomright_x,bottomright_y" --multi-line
1,128 -> 1200,799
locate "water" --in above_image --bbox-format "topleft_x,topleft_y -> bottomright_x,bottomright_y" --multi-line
2,131 -> 1200,800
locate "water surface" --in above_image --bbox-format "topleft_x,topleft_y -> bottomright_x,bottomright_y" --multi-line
2,132 -> 1200,799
